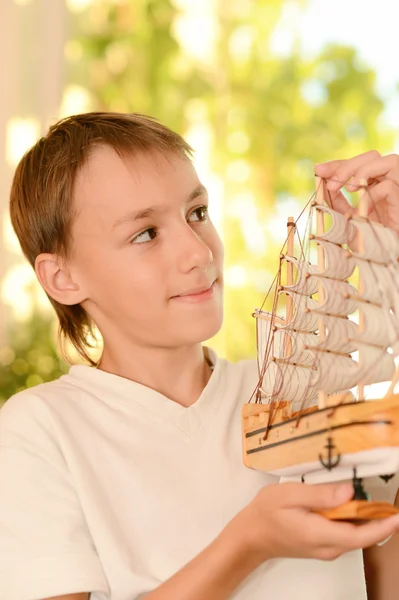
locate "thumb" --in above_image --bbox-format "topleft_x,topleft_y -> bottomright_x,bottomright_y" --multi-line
309,482 -> 355,510
277,482 -> 354,510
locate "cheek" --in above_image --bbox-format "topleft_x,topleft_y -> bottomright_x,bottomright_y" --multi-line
91,248 -> 164,298
208,227 -> 224,265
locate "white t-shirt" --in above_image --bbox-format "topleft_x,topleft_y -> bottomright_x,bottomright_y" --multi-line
0,350 -> 396,600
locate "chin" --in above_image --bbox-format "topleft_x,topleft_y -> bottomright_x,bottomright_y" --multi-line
181,311 -> 224,345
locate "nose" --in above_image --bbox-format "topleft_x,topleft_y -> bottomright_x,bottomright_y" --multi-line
174,223 -> 213,273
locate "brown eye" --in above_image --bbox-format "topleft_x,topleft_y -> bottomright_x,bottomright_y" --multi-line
188,206 -> 208,222
131,227 -> 158,244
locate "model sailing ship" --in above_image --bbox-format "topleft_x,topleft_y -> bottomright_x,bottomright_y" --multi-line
242,177 -> 399,520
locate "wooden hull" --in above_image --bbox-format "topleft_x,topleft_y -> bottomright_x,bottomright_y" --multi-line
242,395 -> 399,483
318,500 -> 399,521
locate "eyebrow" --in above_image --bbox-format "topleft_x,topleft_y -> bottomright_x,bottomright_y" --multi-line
112,183 -> 208,229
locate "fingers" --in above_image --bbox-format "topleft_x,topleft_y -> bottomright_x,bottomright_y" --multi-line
256,482 -> 399,562
315,160 -> 341,178
315,151 -> 381,188
351,515 -> 399,549
326,515 -> 399,554
326,190 -> 356,217
368,179 -> 399,211
315,153 -> 399,195
269,482 -> 354,510
346,154 -> 399,190
367,180 -> 399,231
314,153 -> 399,228
302,511 -> 399,560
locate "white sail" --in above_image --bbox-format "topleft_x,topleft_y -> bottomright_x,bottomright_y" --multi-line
254,199 -> 399,413
310,353 -> 359,394
277,292 -> 320,332
316,240 -> 355,280
261,361 -> 318,408
389,297 -> 399,355
256,312 -> 284,367
274,330 -> 317,366
256,311 -> 285,368
351,218 -> 399,263
315,205 -> 355,245
310,345 -> 395,394
280,256 -> 319,295
355,303 -> 399,349
257,312 -> 318,367
308,278 -> 358,316
316,314 -> 358,353
354,258 -> 399,306
387,261 -> 399,296
357,346 -> 396,386
288,331 -> 318,365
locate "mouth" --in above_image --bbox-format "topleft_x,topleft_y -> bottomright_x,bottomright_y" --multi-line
179,281 -> 215,296
171,280 -> 217,301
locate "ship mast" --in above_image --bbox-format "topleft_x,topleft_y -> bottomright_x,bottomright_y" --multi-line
285,217 -> 295,356
315,176 -> 327,409
282,216 -> 296,416
357,180 -> 368,401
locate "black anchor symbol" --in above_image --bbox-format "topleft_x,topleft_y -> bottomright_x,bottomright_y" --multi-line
319,435 -> 341,470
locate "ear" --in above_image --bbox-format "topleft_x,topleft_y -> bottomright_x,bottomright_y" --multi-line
35,253 -> 88,306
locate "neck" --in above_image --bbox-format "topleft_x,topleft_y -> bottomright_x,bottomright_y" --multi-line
97,342 -> 212,407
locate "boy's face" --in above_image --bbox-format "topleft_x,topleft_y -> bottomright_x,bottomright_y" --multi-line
68,146 -> 224,350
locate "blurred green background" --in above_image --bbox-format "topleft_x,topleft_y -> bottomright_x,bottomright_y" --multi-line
1,0 -> 398,403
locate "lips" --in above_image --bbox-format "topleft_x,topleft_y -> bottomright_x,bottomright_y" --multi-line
173,280 -> 216,298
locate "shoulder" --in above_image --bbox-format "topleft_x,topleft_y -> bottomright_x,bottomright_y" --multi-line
222,356 -> 258,380
0,384 -> 109,600
215,352 -> 259,397
1,373 -> 75,420
0,374 -> 78,460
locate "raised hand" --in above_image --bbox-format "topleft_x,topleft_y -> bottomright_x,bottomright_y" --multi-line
315,151 -> 399,233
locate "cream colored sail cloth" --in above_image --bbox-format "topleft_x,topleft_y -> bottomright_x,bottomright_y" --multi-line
256,206 -> 399,409
351,218 -> 399,263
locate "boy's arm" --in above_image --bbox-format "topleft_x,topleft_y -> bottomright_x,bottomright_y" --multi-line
142,516 -> 265,600
142,483 -> 399,600
42,484 -> 399,600
41,529 -> 260,600
363,490 -> 399,600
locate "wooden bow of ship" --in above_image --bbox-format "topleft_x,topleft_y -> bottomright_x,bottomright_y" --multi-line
242,394 -> 399,473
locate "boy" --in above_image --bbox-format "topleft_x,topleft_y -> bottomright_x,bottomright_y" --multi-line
1,112 -> 399,600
